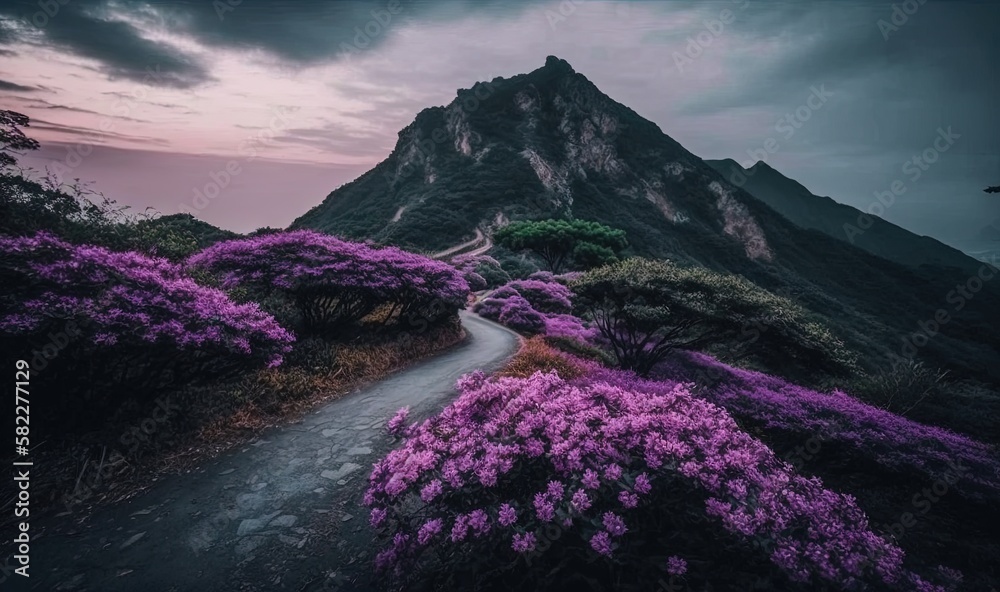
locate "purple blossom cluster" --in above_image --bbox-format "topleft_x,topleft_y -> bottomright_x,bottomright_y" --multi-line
473,277 -> 597,341
0,232 -> 294,366
364,368 -> 948,590
188,230 -> 469,330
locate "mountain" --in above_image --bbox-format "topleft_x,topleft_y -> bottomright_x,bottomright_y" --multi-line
705,159 -> 984,275
292,56 -> 1000,383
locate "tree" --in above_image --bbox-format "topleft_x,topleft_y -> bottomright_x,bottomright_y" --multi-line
0,110 -> 40,168
984,186 -> 999,194
188,230 -> 469,335
493,219 -> 627,273
572,258 -> 855,377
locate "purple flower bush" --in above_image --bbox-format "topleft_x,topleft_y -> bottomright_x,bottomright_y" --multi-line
451,253 -> 509,290
652,351 -> 1000,502
474,277 -> 596,342
497,295 -> 546,334
503,279 -> 573,314
188,230 -> 469,333
365,367 -> 952,591
0,232 -> 294,406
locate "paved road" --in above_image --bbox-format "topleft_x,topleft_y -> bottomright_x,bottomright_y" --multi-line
21,312 -> 519,592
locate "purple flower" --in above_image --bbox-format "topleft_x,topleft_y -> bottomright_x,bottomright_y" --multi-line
590,531 -> 613,556
534,492 -> 556,522
420,479 -> 444,502
634,473 -> 652,495
451,515 -> 469,542
602,512 -> 628,537
618,491 -> 639,509
582,469 -> 601,490
417,519 -> 443,545
512,531 -> 537,553
467,509 -> 490,536
369,507 -> 387,527
666,556 -> 687,576
571,489 -> 592,513
387,407 -> 411,436
498,503 -> 517,526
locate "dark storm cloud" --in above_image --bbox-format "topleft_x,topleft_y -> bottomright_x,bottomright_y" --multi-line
0,0 -> 540,84
0,78 -> 40,91
0,0 -> 212,88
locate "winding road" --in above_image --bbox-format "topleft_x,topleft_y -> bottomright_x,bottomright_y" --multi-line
24,312 -> 519,592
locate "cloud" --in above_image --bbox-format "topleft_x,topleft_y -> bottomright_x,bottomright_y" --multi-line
28,118 -> 171,147
0,1 -> 212,88
0,78 -> 40,92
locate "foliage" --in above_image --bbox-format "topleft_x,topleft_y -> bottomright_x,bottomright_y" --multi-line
503,279 -> 573,314
497,295 -> 546,334
188,230 -> 469,335
572,258 -> 856,377
0,110 -> 40,168
365,369 -> 950,591
494,218 -> 628,273
652,351 -> 1000,502
850,360 -> 950,417
451,253 -> 508,291
0,232 -> 294,425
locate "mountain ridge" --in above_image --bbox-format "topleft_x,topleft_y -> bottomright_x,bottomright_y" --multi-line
291,56 -> 1000,383
706,158 -> 984,275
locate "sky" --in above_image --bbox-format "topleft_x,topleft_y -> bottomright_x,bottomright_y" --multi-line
0,0 -> 997,247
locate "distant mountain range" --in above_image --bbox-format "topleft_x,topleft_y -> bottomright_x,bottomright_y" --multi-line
291,56 -> 1000,382
705,159 -> 986,276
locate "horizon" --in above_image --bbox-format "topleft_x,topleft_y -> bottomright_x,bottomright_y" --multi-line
1,0 -> 998,249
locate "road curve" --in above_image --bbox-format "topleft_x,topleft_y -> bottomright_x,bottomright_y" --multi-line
26,312 -> 519,592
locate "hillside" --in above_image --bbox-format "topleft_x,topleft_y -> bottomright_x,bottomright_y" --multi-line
292,56 -> 1000,383
705,159 -> 983,275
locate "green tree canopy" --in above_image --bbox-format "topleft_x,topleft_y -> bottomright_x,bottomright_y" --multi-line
571,258 -> 856,377
493,218 -> 627,273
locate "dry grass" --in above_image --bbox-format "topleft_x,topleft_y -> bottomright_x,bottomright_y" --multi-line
497,337 -> 587,380
16,321 -> 467,520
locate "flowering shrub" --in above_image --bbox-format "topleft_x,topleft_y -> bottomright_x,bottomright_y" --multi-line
451,253 -> 509,290
365,369 -> 950,591
543,313 -> 600,343
572,258 -> 857,377
498,295 -> 546,334
504,279 -> 573,314
0,232 -> 294,418
188,230 -> 469,334
474,277 -> 595,342
654,351 -> 1000,502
